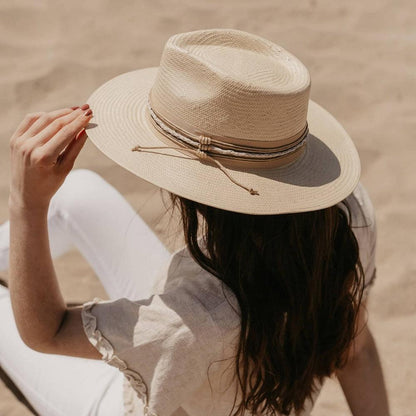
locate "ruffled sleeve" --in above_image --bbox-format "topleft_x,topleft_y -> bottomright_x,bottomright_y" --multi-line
81,289 -> 221,416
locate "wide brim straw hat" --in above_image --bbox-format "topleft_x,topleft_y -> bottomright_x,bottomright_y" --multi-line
85,28 -> 360,215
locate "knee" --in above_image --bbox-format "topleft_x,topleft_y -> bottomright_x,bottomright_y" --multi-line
50,169 -> 111,216
65,168 -> 104,184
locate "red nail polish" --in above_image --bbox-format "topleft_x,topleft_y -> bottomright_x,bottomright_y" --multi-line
84,109 -> 92,117
80,103 -> 90,110
71,106 -> 79,110
76,128 -> 87,140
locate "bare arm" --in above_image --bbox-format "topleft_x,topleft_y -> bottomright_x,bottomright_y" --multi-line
8,105 -> 100,358
335,299 -> 390,416
8,203 -> 101,359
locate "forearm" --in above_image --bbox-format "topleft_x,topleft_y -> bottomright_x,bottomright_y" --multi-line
8,200 -> 66,349
336,331 -> 390,416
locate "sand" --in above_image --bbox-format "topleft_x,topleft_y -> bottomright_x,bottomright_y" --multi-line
0,0 -> 414,415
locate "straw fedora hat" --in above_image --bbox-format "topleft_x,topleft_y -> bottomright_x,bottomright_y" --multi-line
85,28 -> 360,215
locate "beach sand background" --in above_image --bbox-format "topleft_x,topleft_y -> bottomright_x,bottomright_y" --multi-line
0,0 -> 414,414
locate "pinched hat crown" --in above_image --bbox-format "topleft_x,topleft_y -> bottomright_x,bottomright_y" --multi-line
149,29 -> 311,151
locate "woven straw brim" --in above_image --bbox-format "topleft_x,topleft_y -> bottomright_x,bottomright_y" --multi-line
85,67 -> 360,215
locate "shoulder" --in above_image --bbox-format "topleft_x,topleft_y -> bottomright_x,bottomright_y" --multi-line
338,181 -> 378,293
339,181 -> 376,229
170,246 -> 241,335
338,181 -> 377,251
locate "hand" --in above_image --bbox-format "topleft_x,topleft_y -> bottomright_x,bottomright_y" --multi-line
8,104 -> 93,211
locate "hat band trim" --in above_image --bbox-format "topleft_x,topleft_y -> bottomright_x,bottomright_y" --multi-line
131,97 -> 309,196
146,97 -> 309,161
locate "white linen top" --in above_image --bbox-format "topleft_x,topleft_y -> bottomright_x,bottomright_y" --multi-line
81,181 -> 377,416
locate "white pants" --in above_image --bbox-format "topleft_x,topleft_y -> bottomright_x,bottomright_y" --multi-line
0,169 -> 172,416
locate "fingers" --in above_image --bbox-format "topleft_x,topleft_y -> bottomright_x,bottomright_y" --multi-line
10,104 -> 92,169
56,129 -> 88,170
37,109 -> 93,164
31,107 -> 87,146
10,112 -> 44,140
24,108 -> 76,137
23,103 -> 89,138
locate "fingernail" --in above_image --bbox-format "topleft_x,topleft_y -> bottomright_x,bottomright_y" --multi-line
76,128 -> 87,140
84,109 -> 93,117
71,106 -> 79,110
80,103 -> 90,110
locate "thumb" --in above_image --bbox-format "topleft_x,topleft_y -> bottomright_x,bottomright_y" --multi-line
60,128 -> 88,169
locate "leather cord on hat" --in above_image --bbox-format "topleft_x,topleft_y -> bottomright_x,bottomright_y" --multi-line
132,136 -> 260,196
131,97 -> 309,196
145,98 -> 309,160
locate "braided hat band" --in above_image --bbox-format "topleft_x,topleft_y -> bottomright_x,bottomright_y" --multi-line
145,96 -> 309,161
131,96 -> 310,195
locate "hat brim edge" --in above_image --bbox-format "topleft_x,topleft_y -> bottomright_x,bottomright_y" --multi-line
85,67 -> 361,215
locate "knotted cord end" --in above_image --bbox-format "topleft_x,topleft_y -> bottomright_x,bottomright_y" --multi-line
130,142 -> 260,196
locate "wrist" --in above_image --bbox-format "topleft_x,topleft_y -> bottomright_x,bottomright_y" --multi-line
8,195 -> 50,217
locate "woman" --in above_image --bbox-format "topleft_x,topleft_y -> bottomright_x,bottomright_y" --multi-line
0,28 -> 389,416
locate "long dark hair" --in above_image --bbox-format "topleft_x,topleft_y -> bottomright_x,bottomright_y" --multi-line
169,193 -> 365,415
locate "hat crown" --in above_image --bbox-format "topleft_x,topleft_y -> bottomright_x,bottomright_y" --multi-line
149,28 -> 311,145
